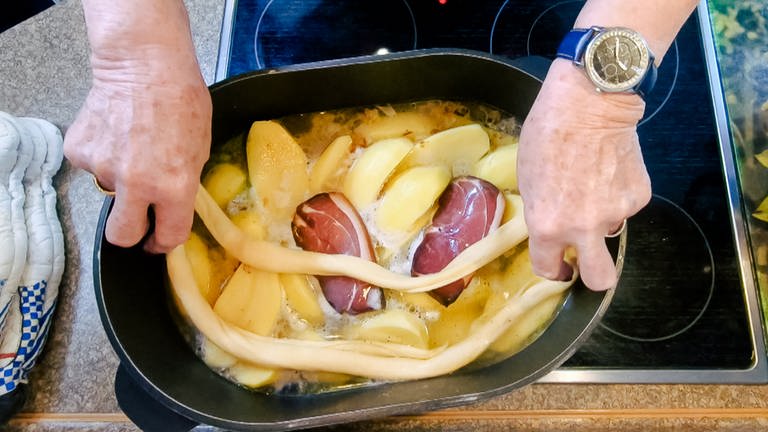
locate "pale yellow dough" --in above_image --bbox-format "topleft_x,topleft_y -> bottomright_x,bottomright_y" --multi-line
167,245 -> 573,380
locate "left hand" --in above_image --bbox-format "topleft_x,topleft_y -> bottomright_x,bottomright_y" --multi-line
517,59 -> 652,291
63,0 -> 212,254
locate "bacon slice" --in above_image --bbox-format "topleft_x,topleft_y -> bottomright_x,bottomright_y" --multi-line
292,192 -> 383,314
411,176 -> 505,305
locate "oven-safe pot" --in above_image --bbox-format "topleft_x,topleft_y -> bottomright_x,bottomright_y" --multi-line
94,49 -> 622,432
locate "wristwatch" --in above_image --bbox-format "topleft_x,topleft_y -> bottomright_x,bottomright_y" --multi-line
556,26 -> 657,99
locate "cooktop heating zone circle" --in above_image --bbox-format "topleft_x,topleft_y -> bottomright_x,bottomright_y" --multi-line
598,194 -> 715,342
254,0 -> 417,69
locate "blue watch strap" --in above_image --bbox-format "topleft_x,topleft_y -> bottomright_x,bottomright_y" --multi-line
556,27 -> 597,65
556,27 -> 657,100
635,60 -> 657,99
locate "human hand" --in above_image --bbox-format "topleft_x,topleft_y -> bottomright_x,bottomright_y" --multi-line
64,1 -> 211,253
517,59 -> 652,291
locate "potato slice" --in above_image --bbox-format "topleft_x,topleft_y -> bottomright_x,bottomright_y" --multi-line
230,209 -> 267,240
228,362 -> 279,389
280,273 -> 324,326
376,166 -> 450,233
207,246 -> 240,302
309,135 -> 353,193
502,193 -> 524,225
202,163 -> 247,208
354,111 -> 437,144
343,137 -> 413,209
246,120 -> 309,220
202,337 -> 237,369
376,205 -> 436,264
348,309 -> 429,349
184,232 -> 216,305
401,124 -> 490,175
213,264 -> 282,336
472,143 -> 518,191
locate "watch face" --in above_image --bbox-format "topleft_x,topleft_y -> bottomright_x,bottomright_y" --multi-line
584,28 -> 651,93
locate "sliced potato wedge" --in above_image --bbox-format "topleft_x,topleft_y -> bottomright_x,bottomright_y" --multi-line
348,309 -> 429,349
213,264 -> 282,336
230,209 -> 267,241
246,120 -> 309,220
401,124 -> 490,175
280,273 -> 324,326
343,137 -> 413,209
202,337 -> 237,369
472,143 -> 518,191
354,111 -> 437,144
376,166 -> 450,233
502,193 -> 524,225
309,135 -> 353,193
202,163 -> 247,208
376,205 -> 436,264
228,362 -> 279,388
207,246 -> 240,301
184,232 -> 216,305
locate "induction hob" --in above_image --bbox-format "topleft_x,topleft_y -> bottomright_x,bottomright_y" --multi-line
214,0 -> 767,383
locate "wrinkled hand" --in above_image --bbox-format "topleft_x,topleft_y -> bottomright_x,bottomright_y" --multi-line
518,59 -> 652,291
64,48 -> 211,253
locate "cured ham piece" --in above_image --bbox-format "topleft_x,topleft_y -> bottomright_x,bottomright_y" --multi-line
292,192 -> 383,314
412,176 -> 505,305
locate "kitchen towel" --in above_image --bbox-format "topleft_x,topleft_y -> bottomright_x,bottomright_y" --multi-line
0,112 -> 64,423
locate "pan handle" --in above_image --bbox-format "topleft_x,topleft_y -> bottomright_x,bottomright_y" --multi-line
506,55 -> 552,82
114,365 -> 199,432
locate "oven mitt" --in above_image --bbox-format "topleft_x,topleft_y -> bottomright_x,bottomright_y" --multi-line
0,112 -> 65,423
0,112 -> 32,362
0,116 -> 19,326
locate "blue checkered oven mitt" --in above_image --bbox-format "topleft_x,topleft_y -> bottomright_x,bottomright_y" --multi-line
0,113 -> 64,422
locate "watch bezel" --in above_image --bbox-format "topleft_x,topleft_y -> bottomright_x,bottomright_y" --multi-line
583,27 -> 652,93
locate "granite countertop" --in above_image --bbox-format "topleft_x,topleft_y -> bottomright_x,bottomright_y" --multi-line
1,1 -> 768,431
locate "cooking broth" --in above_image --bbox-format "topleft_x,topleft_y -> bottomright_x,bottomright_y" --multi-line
169,100 -> 568,395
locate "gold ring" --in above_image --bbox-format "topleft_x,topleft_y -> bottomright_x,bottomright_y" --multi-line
605,219 -> 627,238
92,174 -> 116,196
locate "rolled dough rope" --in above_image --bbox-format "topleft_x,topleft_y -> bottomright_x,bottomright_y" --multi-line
195,185 -> 528,292
168,246 -> 573,380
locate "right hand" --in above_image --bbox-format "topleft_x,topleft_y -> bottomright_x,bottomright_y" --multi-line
517,59 -> 652,291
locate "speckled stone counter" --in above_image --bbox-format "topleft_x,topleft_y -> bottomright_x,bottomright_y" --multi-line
1,1 -> 768,431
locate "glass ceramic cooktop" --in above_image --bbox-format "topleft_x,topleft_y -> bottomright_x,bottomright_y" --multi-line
216,0 -> 767,383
